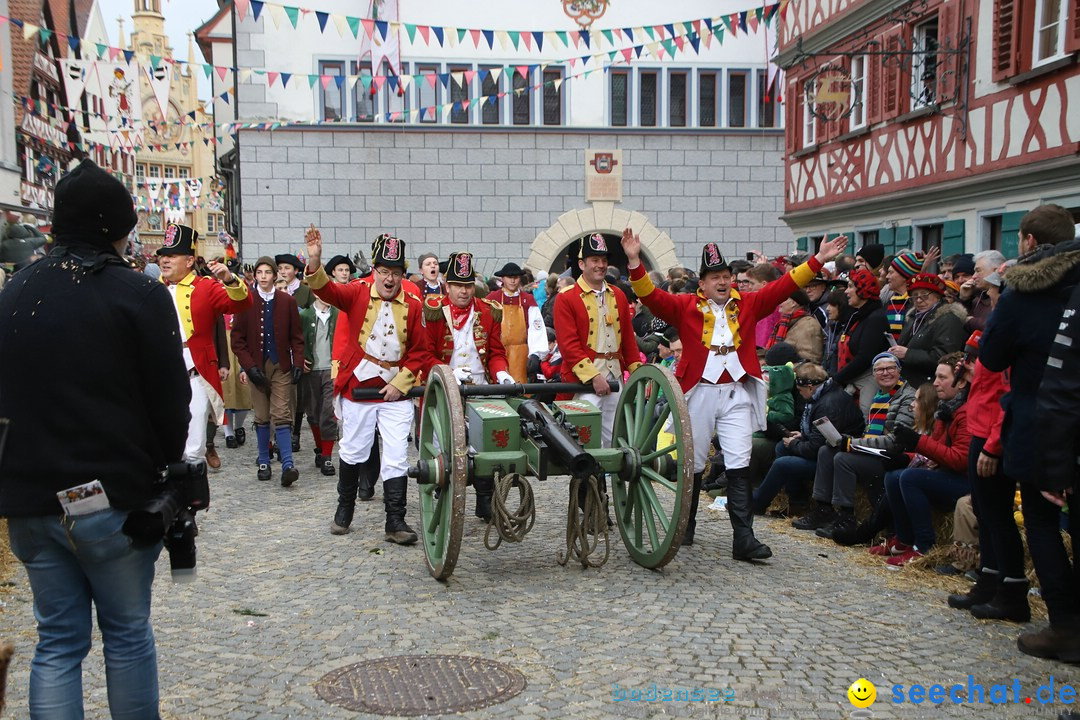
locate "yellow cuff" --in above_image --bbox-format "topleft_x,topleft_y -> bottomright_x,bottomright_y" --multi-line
629,274 -> 655,298
390,368 -> 416,394
306,266 -> 330,290
790,261 -> 816,288
224,281 -> 249,302
572,358 -> 599,383
627,362 -> 643,374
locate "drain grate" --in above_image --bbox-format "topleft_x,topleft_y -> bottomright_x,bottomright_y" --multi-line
315,654 -> 527,715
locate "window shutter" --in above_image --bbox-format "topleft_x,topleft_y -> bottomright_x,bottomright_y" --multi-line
938,1 -> 962,102
785,81 -> 797,155
882,28 -> 907,117
866,50 -> 883,124
992,0 -> 1019,81
1067,0 -> 1080,53
942,219 -> 966,256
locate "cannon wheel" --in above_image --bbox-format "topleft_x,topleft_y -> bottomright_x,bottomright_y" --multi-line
611,364 -> 693,569
417,365 -> 467,580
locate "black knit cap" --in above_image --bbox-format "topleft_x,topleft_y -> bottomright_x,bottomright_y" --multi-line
856,244 -> 886,270
156,223 -> 198,256
52,160 -> 137,247
445,251 -> 476,284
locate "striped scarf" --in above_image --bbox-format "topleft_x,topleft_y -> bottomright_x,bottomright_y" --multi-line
885,294 -> 908,340
866,381 -> 904,436
767,309 -> 807,349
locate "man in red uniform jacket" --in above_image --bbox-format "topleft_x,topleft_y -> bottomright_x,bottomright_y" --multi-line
157,223 -> 252,465
423,250 -> 511,521
305,228 -> 433,545
231,256 -> 305,486
623,229 -> 848,559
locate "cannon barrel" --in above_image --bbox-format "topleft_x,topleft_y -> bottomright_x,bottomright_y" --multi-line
351,379 -> 617,401
516,398 -> 599,480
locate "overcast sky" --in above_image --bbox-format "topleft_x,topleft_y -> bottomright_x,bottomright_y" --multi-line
96,0 -> 221,100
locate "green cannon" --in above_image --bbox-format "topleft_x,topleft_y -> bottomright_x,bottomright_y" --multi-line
362,364 -> 693,580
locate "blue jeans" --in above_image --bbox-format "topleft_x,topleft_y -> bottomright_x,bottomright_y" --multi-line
885,468 -> 967,551
8,508 -> 163,720
752,441 -> 815,513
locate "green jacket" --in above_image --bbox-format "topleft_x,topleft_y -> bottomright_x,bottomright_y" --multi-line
300,304 -> 338,368
764,363 -> 796,427
292,283 -> 315,310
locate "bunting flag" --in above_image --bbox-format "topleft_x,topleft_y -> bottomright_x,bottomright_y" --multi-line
59,58 -> 90,113
357,0 -> 401,78
144,60 -> 173,119
97,60 -> 143,150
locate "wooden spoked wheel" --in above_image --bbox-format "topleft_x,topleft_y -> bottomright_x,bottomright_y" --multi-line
611,364 -> 693,569
417,365 -> 467,580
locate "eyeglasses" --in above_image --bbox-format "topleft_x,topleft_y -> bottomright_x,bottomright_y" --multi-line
374,268 -> 404,280
736,279 -> 753,287
910,291 -> 935,301
873,366 -> 899,374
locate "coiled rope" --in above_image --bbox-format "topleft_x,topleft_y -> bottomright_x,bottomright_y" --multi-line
483,472 -> 536,551
558,474 -> 610,568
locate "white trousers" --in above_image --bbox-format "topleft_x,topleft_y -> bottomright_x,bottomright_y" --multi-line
182,375 -> 212,464
575,374 -> 621,448
687,382 -> 754,474
338,398 -> 413,479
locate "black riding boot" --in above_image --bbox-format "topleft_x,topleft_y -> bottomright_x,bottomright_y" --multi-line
726,468 -> 772,561
832,494 -> 892,546
683,471 -> 704,546
383,476 -> 418,545
358,435 -> 381,501
473,476 -> 494,522
331,460 -> 360,535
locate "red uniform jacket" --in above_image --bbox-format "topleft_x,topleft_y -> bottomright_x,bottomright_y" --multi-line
306,266 -> 432,398
167,272 -> 252,406
230,287 -> 304,373
553,276 -> 642,383
629,257 -> 824,393
422,296 -> 509,380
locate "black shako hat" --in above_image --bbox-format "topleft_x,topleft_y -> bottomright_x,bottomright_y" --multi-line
52,160 -> 138,247
274,253 -> 303,270
445,251 -> 476,284
324,254 -> 355,276
157,223 -> 198,256
579,232 -> 610,259
699,242 -> 730,277
493,262 -> 525,278
372,235 -> 406,269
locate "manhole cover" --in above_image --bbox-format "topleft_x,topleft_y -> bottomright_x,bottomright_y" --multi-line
315,654 -> 527,715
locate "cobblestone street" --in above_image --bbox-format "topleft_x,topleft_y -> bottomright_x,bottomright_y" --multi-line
0,437 -> 1075,719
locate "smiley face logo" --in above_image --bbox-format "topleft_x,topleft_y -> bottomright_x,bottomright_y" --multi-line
848,678 -> 876,708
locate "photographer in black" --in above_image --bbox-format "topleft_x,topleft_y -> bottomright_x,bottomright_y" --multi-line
0,160 -> 191,719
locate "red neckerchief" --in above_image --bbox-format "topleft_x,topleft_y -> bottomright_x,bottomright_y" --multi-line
448,302 -> 472,331
768,309 -> 807,348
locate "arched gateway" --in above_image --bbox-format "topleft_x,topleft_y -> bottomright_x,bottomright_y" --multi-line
526,201 -> 680,275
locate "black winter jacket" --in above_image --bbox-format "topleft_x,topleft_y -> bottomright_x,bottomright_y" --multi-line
981,239 -> 1080,480
833,299 -> 890,386
898,301 -> 968,386
788,379 -> 866,460
1036,257 -> 1080,491
0,242 -> 191,516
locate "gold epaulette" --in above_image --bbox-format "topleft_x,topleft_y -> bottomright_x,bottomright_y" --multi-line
480,298 -> 503,323
423,296 -> 444,323
558,283 -> 576,293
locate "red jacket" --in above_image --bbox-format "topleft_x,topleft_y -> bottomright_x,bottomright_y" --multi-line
915,400 -> 971,474
166,272 -> 252,406
423,296 -> 509,381
553,277 -> 642,382
306,266 -> 432,397
965,359 -> 1009,456
230,287 -> 304,373
628,257 -> 824,393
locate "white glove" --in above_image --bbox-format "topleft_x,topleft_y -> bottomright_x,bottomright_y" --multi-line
452,366 -> 472,385
495,371 -> 514,385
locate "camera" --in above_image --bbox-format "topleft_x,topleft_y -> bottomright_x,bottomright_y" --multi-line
123,461 -> 210,583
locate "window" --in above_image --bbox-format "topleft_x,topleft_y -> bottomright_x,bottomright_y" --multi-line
417,65 -> 439,123
384,62 -> 408,122
850,56 -> 867,130
543,68 -> 563,125
136,163 -> 146,183
917,223 -> 944,254
149,164 -> 162,178
178,167 -> 190,178
163,165 -> 175,179
669,71 -> 687,127
319,61 -> 345,121
1034,0 -> 1066,65
449,66 -> 470,124
513,69 -> 531,125
912,19 -> 939,108
859,229 -> 880,245
802,79 -> 816,147
756,69 -> 779,128
207,214 -> 224,233
728,71 -> 747,127
610,71 -> 629,126
481,66 -> 501,125
699,72 -> 717,127
639,71 -> 658,127
986,214 -> 1003,251
352,63 -> 375,122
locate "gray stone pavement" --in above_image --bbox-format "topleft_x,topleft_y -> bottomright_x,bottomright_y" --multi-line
1,434 -> 1078,719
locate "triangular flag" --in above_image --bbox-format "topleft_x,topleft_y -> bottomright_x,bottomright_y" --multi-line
215,66 -> 228,81
508,30 -> 520,50
361,18 -> 375,38
251,0 -> 264,22
602,29 -> 614,46
280,72 -> 291,87
143,60 -> 171,118
482,29 -> 494,48
418,25 -> 430,45
332,13 -> 348,37
38,28 -> 53,44
236,0 -> 250,22
267,71 -> 279,87
284,6 -> 299,29
469,28 -> 482,47
748,13 -> 759,33
269,4 -> 286,29
375,20 -> 389,41
68,36 -> 79,51
315,11 -> 329,33
346,16 -> 360,37
22,23 -> 39,40
405,23 -> 417,43
320,75 -> 332,90
532,31 -> 544,51
431,26 -> 444,45
60,58 -> 89,107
